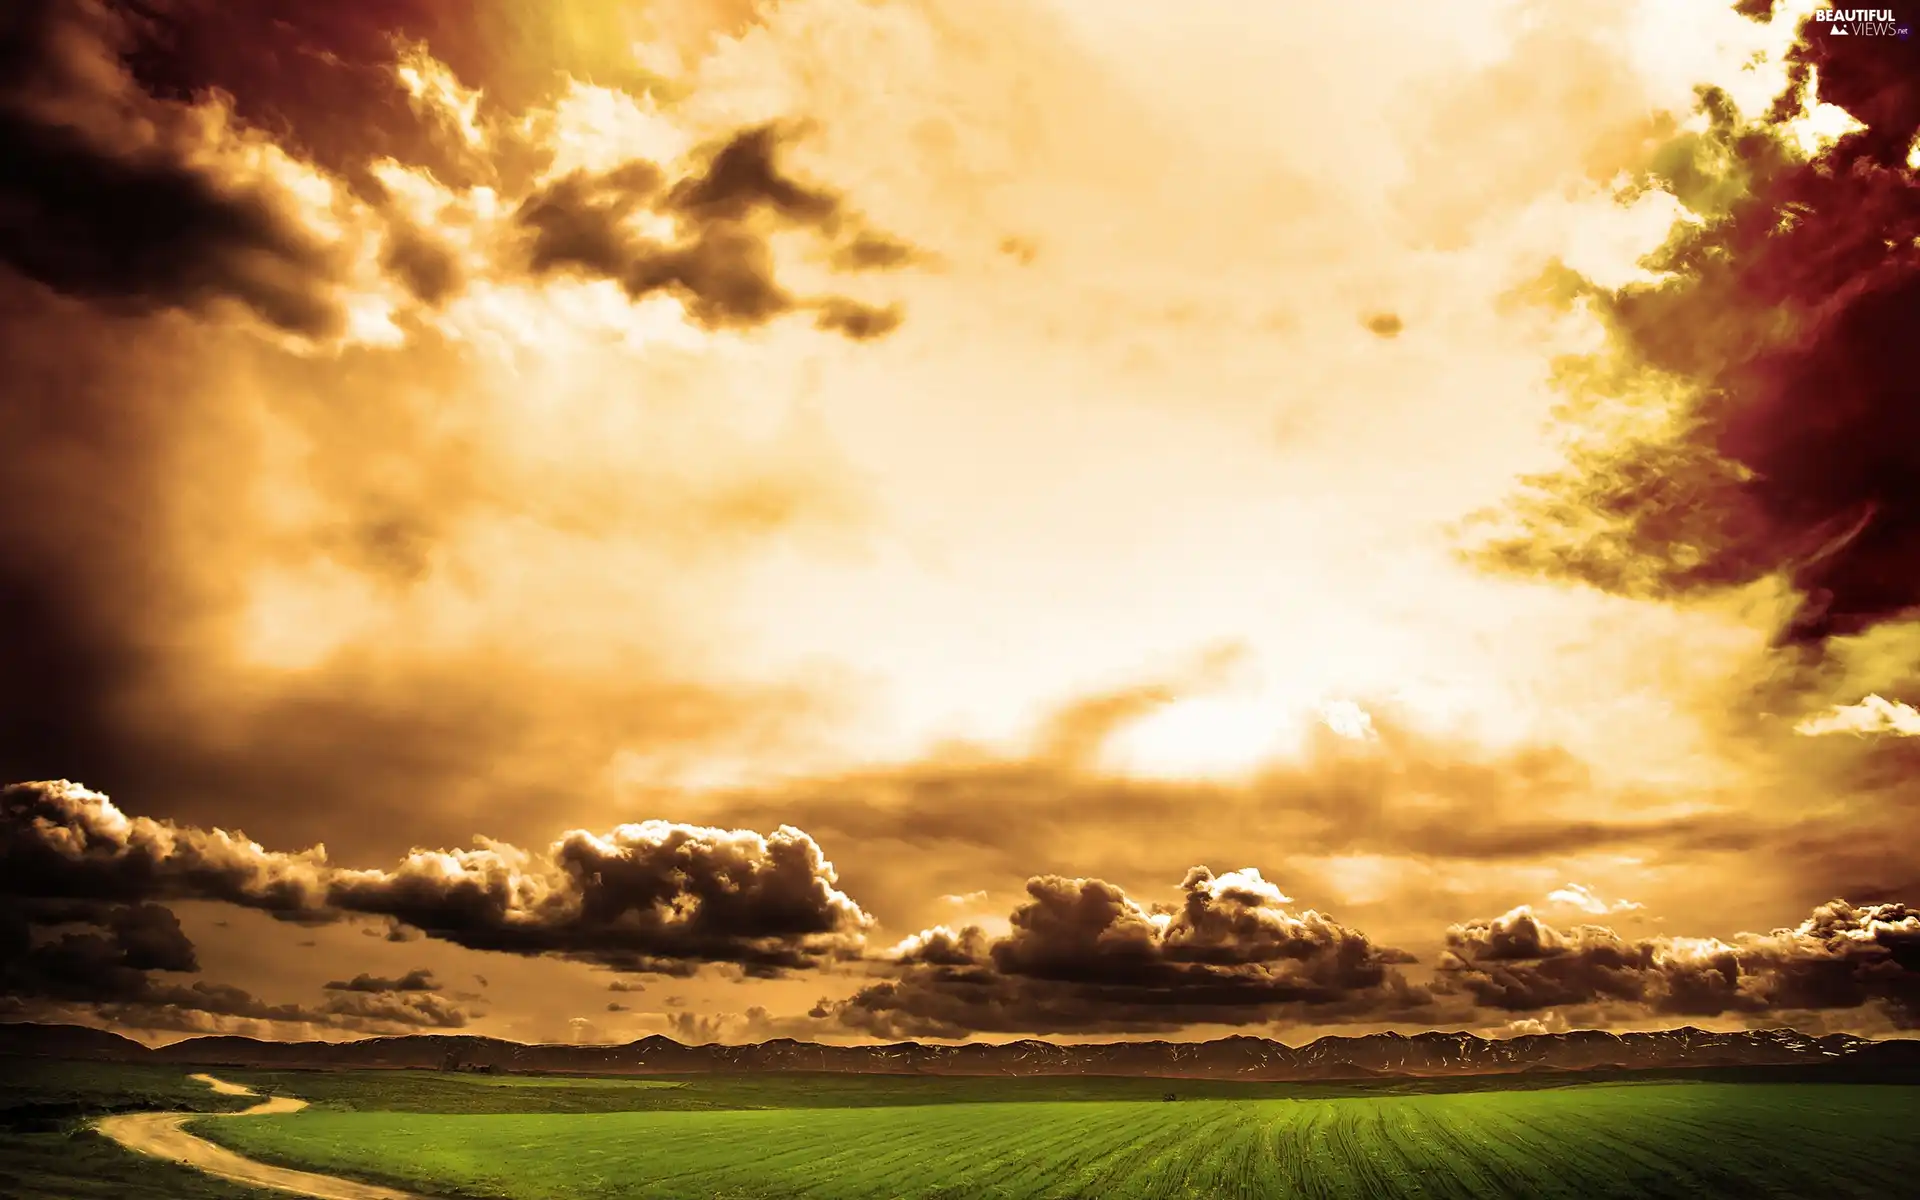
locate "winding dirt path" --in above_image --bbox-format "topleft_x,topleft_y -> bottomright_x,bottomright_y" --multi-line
95,1073 -> 423,1200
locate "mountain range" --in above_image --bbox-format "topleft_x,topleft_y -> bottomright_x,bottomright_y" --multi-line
3,1022 -> 1917,1082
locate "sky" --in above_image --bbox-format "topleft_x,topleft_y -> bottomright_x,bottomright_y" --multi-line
1,0 -> 1916,1047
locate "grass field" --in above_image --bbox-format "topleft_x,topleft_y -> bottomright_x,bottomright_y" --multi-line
6,1059 -> 1919,1199
192,1076 -> 1920,1200
0,1061 -> 269,1200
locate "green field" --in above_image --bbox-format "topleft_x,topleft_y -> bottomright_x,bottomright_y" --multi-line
426,1074 -> 688,1089
192,1075 -> 1920,1200
7,1060 -> 1920,1199
0,1061 -> 268,1200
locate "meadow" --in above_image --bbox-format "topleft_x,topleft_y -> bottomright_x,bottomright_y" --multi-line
194,1072 -> 1920,1199
7,1060 -> 1920,1199
0,1061 -> 269,1200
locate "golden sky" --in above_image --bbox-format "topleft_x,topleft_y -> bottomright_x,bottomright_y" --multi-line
1,0 -> 1916,1046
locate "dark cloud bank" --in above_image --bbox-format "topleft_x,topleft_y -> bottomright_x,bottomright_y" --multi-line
1474,4 -> 1920,651
3,780 -> 872,974
0,777 -> 868,1033
0,0 -> 911,341
819,868 -> 1920,1038
5,781 -> 1918,1036
820,866 -> 1427,1037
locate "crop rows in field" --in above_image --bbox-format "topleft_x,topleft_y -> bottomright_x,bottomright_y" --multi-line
197,1082 -> 1920,1199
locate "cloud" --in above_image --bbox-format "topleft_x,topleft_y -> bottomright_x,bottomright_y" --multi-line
0,780 -> 333,912
565,1015 -> 605,1044
513,126 -> 910,336
705,691 -> 1757,937
3,1 -> 915,343
0,0 -> 915,886
0,896 -> 472,1034
661,1005 -> 793,1044
811,297 -> 904,340
1546,883 -> 1645,915
1468,14 -> 1920,648
323,969 -> 441,993
0,0 -> 356,336
4,780 -> 873,975
1437,900 -> 1920,1028
819,867 -> 1427,1037
1795,695 -> 1920,737
315,988 -> 471,1030
1499,1011 -> 1571,1038
0,900 -> 197,1003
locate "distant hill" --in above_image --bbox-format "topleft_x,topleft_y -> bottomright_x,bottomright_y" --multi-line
1,1021 -> 1914,1082
0,1023 -> 151,1061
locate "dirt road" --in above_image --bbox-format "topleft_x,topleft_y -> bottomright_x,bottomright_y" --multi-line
94,1074 -> 423,1200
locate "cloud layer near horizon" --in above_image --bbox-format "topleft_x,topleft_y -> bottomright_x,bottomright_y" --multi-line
4,781 -> 872,975
10,779 -> 1915,1039
819,866 -> 1429,1037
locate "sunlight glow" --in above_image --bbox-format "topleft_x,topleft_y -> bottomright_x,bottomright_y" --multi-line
1099,694 -> 1308,779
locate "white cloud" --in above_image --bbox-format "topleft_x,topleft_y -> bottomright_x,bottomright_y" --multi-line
1794,695 -> 1920,738
1547,883 -> 1644,915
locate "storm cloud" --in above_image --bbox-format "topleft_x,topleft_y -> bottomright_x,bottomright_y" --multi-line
0,0 -> 355,335
821,867 -> 1428,1037
515,123 -> 914,333
323,969 -> 441,993
1472,12 -> 1920,648
4,780 -> 874,975
0,896 -> 474,1034
1438,900 -> 1920,1028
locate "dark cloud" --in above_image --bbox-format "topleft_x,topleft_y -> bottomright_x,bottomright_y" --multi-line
3,780 -> 873,975
1470,14 -> 1920,647
515,126 -> 915,337
315,988 -> 470,1030
0,900 -> 197,1005
831,230 -> 922,271
664,125 -> 838,225
517,162 -> 665,275
1363,312 -> 1403,338
1438,900 -> 1920,1028
0,0 -> 350,335
107,0 -> 671,193
381,224 -> 462,306
323,969 -> 440,993
664,1005 -> 778,1043
607,979 -> 646,993
606,1002 -> 629,1013
5,1 -> 917,342
0,779 -> 332,913
0,895 -> 472,1033
820,867 -> 1428,1037
328,819 -> 873,975
812,298 -> 905,341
